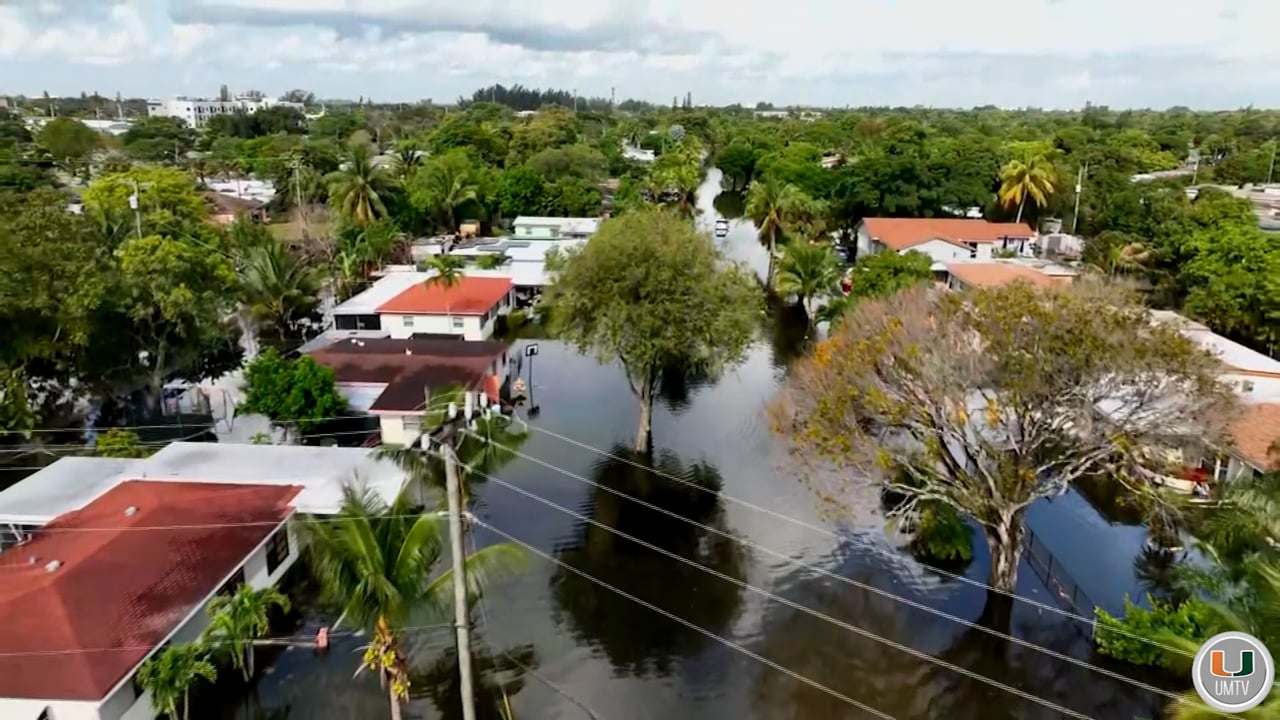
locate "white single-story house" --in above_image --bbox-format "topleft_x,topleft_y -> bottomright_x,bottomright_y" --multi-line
0,479 -> 302,720
856,217 -> 1037,267
412,238 -> 585,290
329,273 -> 515,341
306,337 -> 510,447
1129,313 -> 1280,492
511,216 -> 600,240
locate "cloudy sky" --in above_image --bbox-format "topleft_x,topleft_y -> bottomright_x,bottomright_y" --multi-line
2,0 -> 1279,109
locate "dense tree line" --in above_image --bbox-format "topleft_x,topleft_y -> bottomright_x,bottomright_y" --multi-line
459,84 -> 653,113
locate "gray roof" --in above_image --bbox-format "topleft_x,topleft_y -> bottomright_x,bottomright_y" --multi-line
0,443 -> 411,523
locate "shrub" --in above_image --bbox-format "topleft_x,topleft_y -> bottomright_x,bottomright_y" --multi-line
1094,595 -> 1216,668
910,502 -> 974,563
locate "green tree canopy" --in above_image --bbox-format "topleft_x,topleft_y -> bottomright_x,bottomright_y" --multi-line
543,207 -> 760,453
239,349 -> 347,433
37,117 -> 100,160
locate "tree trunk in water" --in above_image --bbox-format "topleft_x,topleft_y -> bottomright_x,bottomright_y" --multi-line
183,690 -> 190,720
984,513 -> 1024,594
388,683 -> 403,720
766,226 -> 777,287
245,645 -> 255,682
634,378 -> 653,455
1015,195 -> 1026,224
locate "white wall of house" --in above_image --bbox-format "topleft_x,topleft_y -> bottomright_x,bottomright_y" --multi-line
383,313 -> 486,341
0,524 -> 303,720
1221,373 -> 1280,403
879,239 -> 979,264
514,224 -> 558,240
377,414 -> 424,447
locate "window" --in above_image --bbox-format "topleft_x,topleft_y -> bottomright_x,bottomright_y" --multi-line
402,315 -> 414,328
265,528 -> 291,575
452,317 -> 465,330
1242,380 -> 1256,392
217,567 -> 246,597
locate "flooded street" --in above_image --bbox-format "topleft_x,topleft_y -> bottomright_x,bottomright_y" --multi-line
215,171 -> 1169,720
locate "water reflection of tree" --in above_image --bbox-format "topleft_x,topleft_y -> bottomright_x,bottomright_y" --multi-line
551,447 -> 748,677
713,191 -> 745,220
411,644 -> 537,720
752,568 -> 1166,720
656,358 -> 713,414
761,291 -> 812,372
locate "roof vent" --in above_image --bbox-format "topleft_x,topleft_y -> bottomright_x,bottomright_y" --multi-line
45,560 -> 61,573
124,506 -> 139,517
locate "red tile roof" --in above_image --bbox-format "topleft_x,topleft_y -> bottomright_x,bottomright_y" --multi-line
1228,403 -> 1280,471
863,218 -> 1034,251
0,480 -> 300,701
376,276 -> 513,316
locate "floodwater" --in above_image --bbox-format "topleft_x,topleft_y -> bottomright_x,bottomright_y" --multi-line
213,171 -> 1173,720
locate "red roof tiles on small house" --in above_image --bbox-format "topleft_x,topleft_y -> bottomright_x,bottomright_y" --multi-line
1228,403 -> 1280,471
0,480 -> 300,701
945,262 -> 1058,290
376,276 -> 513,316
863,218 -> 1034,252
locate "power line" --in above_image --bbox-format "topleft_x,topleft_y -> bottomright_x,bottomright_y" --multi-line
467,433 -> 1185,699
469,533 -> 606,720
443,455 -> 1095,720
472,517 -> 899,720
523,424 -> 1194,660
0,426 -> 382,456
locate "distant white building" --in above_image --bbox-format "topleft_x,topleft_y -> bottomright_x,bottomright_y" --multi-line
146,96 -> 304,129
511,216 -> 600,240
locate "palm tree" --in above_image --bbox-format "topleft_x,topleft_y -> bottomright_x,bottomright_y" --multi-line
745,179 -> 804,286
1106,241 -> 1153,276
412,152 -> 479,234
423,254 -> 467,331
238,240 -> 322,341
775,241 -> 841,316
474,252 -> 510,270
327,137 -> 394,225
816,295 -> 852,330
393,143 -> 425,177
301,485 -> 524,720
202,583 -> 291,682
998,154 -> 1056,223
136,643 -> 217,720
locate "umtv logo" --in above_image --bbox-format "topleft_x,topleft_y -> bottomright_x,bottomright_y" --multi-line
1193,632 -> 1274,713
1210,649 -> 1256,698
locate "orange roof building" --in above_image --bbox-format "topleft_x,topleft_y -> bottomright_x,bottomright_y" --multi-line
944,262 -> 1068,290
861,218 -> 1034,252
376,276 -> 515,341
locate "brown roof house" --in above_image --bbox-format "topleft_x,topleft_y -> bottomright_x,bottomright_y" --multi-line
856,218 -> 1035,266
205,190 -> 269,226
307,337 -> 511,446
943,260 -> 1077,291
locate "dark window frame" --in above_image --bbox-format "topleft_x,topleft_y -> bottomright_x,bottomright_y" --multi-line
265,527 -> 291,576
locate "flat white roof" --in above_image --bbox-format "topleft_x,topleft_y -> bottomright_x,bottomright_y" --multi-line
1153,311 -> 1280,375
512,216 -> 601,234
333,272 -> 432,315
0,457 -> 140,525
0,443 -> 410,522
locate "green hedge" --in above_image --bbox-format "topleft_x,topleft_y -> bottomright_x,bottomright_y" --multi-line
1094,595 -> 1216,668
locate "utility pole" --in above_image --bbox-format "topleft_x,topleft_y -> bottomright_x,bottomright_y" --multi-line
573,89 -> 578,113
129,179 -> 143,239
425,394 -> 480,720
1268,142 -> 1277,185
1070,162 -> 1087,235
289,154 -> 308,236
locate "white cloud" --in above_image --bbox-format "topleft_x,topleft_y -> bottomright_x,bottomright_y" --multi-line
1,0 -> 1279,108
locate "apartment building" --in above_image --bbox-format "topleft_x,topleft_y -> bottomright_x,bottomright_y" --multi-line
146,96 -> 304,129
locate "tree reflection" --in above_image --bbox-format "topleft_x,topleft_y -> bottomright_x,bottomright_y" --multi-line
713,191 -> 746,220
411,644 -> 537,720
551,447 -> 748,677
656,358 -> 713,414
761,291 -> 812,372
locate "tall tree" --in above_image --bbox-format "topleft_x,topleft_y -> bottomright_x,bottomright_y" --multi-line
543,208 -> 760,454
408,149 -> 480,233
745,179 -> 804,286
998,153 -> 1057,223
775,241 -> 841,316
203,583 -> 291,682
327,136 -> 394,225
421,254 -> 467,330
772,280 -> 1234,615
237,238 -> 322,342
301,485 -> 523,720
135,643 -> 217,720
239,349 -> 347,439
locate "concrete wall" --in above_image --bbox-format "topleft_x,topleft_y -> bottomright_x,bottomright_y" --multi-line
1222,373 -> 1280,403
378,414 -> 423,447
0,524 -> 304,720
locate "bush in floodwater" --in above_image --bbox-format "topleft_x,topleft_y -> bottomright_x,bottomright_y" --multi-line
909,502 -> 973,564
1094,594 -> 1216,669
